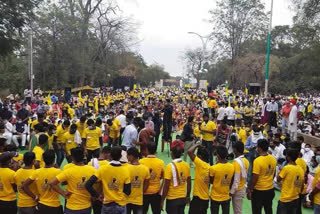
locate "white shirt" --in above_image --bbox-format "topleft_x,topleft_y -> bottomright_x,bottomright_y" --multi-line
302,149 -> 315,163
225,106 -> 235,120
122,124 -> 138,149
202,100 -> 208,108
274,144 -> 286,160
217,107 -> 226,121
116,114 -> 126,128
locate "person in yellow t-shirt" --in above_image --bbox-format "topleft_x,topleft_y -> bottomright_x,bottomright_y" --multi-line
230,141 -> 249,214
187,144 -> 210,214
87,146 -> 111,168
46,124 -> 56,150
22,150 -> 63,214
276,149 -> 304,214
0,152 -> 17,214
139,143 -> 164,214
76,116 -> 87,137
309,166 -> 320,213
85,146 -> 131,212
161,145 -> 191,214
50,147 -> 96,213
14,152 -> 37,213
106,119 -> 119,147
126,147 -> 150,213
209,146 -> 234,214
62,124 -> 79,163
247,139 -> 276,214
32,134 -> 48,168
82,119 -> 103,161
108,112 -> 121,143
53,120 -> 71,167
200,114 -> 216,165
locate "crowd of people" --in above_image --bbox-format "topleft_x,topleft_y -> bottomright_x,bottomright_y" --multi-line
0,87 -> 320,214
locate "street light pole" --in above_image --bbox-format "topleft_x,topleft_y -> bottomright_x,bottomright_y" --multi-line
187,32 -> 211,63
29,29 -> 34,97
264,0 -> 274,97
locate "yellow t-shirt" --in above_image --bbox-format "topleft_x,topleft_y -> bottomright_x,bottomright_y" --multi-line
33,146 -> 45,168
113,118 -> 121,138
164,161 -> 190,200
29,167 -> 61,207
252,155 -> 276,191
126,164 -> 150,205
296,158 -> 307,194
201,121 -> 216,142
108,123 -> 119,139
95,164 -> 131,206
0,168 -> 16,201
312,167 -> 320,205
56,165 -> 96,210
193,156 -> 210,200
238,129 -> 248,153
233,157 -> 249,191
76,121 -> 87,137
63,163 -> 75,171
56,125 -> 69,143
87,160 -> 109,167
14,168 -> 37,207
279,164 -> 304,202
62,132 -> 78,155
46,133 -> 54,149
139,156 -> 165,195
209,162 -> 234,201
13,153 -> 23,164
82,127 -> 102,150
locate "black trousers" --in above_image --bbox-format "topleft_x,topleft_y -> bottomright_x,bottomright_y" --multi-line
126,203 -> 143,214
277,199 -> 299,214
92,200 -> 102,214
166,198 -> 186,214
0,200 -> 17,214
87,149 -> 100,162
143,194 -> 161,214
252,189 -> 275,214
210,199 -> 230,214
162,120 -> 172,141
37,203 -> 63,214
189,196 -> 208,214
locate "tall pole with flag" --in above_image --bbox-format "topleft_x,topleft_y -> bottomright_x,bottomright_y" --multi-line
264,0 -> 274,97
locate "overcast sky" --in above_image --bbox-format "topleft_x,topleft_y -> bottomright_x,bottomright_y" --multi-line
118,0 -> 294,77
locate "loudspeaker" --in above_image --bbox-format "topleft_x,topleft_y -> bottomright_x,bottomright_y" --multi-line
248,85 -> 260,95
64,87 -> 72,102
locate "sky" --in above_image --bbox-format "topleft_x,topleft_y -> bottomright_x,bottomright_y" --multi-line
118,0 -> 294,77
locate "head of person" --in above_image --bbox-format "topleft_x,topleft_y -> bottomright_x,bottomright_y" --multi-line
0,123 -> 5,135
0,138 -> 8,152
37,113 -> 44,121
63,120 -> 70,129
119,110 -> 125,115
80,116 -> 86,124
171,145 -> 183,160
23,152 -> 36,167
101,146 -> 111,160
252,125 -> 261,135
48,124 -> 56,134
263,98 -> 267,104
297,136 -> 304,144
247,101 -> 251,107
43,149 -> 55,166
175,135 -> 181,142
106,119 -> 113,127
38,134 -> 48,147
108,112 -> 115,119
216,146 -> 228,161
203,114 -> 209,123
5,144 -> 18,152
71,147 -> 84,163
232,141 -> 244,156
188,116 -> 194,124
87,119 -> 95,129
286,148 -> 299,163
127,147 -> 140,162
273,133 -> 281,146
110,146 -> 122,161
69,124 -> 77,134
96,118 -> 102,127
147,143 -> 157,155
0,152 -> 14,167
305,144 -> 312,152
257,139 -> 269,154
197,146 -> 209,163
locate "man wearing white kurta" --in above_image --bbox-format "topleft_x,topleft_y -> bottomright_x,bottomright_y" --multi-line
288,99 -> 298,141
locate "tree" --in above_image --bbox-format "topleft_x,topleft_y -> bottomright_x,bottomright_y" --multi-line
209,0 -> 269,87
181,48 -> 208,88
0,0 -> 42,56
